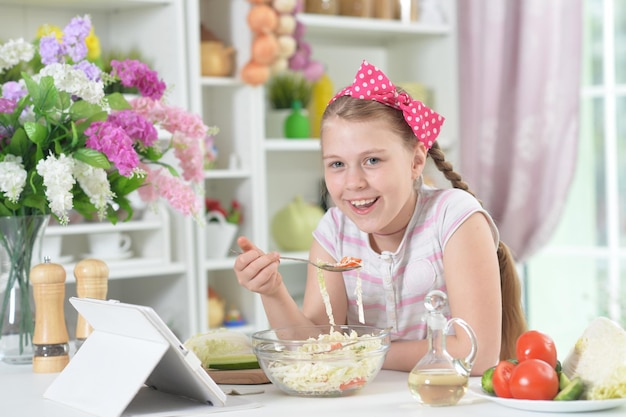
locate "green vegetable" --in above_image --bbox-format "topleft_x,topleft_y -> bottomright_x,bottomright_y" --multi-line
554,377 -> 584,401
271,195 -> 324,251
558,371 -> 571,390
481,366 -> 496,394
184,329 -> 259,370
555,359 -> 562,373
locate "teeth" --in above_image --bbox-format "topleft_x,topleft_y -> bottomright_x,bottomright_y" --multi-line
351,198 -> 376,207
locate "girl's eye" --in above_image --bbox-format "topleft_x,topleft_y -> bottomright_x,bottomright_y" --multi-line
365,157 -> 380,165
329,161 -> 344,168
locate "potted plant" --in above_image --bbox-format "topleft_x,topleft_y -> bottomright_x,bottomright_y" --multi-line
265,70 -> 312,138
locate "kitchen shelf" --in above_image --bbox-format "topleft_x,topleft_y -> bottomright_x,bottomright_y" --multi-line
188,0 -> 459,335
0,0 -> 173,9
264,139 -> 322,152
200,77 -> 242,87
204,169 -> 251,180
0,0 -> 197,339
299,13 -> 450,42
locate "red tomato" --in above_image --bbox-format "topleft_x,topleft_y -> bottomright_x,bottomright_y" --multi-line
509,358 -> 559,400
515,330 -> 558,368
337,256 -> 362,267
492,360 -> 516,398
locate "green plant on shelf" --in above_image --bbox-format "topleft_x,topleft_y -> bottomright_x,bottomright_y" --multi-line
267,70 -> 312,110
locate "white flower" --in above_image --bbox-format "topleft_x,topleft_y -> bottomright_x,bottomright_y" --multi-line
36,153 -> 76,225
0,38 -> 35,72
73,160 -> 115,220
38,63 -> 104,104
0,155 -> 27,203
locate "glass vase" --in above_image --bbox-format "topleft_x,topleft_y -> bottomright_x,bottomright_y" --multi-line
0,215 -> 49,364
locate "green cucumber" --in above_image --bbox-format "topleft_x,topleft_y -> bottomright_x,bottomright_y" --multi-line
554,377 -> 584,401
208,360 -> 260,370
558,371 -> 571,390
481,366 -> 496,394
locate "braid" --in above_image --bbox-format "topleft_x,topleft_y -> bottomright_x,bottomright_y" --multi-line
428,143 -> 476,199
427,142 -> 527,359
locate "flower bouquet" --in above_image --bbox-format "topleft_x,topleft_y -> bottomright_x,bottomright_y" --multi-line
0,15 -> 213,362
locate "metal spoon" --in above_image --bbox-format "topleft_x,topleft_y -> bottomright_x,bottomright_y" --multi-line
230,249 -> 362,272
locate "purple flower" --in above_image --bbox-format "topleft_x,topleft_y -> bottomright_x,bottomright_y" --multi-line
108,109 -> 158,147
85,121 -> 140,177
62,15 -> 91,62
0,98 -> 17,114
1,81 -> 27,101
39,35 -> 63,65
110,59 -> 166,100
74,60 -> 101,81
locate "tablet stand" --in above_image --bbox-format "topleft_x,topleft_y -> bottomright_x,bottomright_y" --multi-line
43,298 -> 229,417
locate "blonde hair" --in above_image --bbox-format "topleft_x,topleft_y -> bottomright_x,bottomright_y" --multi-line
322,96 -> 528,359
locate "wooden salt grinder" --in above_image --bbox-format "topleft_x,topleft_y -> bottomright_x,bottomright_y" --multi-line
74,259 -> 109,348
31,259 -> 70,373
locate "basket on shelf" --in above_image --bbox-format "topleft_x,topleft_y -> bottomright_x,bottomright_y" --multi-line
205,211 -> 238,259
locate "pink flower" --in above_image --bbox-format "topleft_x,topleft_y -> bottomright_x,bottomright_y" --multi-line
172,131 -> 204,183
84,121 -> 139,176
131,98 -> 205,183
108,109 -> 158,148
140,164 -> 201,217
110,59 -> 166,100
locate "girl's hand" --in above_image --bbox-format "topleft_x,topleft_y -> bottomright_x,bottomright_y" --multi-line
233,236 -> 283,295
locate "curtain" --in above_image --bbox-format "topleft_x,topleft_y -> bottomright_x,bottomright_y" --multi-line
457,0 -> 583,262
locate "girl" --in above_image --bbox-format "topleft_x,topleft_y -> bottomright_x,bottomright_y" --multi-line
233,61 -> 526,374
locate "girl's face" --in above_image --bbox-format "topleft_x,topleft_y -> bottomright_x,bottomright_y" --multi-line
321,116 -> 427,236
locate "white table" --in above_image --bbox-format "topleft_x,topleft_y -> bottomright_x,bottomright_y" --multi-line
1,362 -> 625,417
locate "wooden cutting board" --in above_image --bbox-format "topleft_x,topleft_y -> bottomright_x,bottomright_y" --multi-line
204,367 -> 271,385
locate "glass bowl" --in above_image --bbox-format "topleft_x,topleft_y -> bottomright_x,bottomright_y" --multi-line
252,324 -> 391,397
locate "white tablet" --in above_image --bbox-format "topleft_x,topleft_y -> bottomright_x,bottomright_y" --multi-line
44,298 -> 230,417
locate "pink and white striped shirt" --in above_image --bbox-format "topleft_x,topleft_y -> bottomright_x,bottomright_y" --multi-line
312,184 -> 499,341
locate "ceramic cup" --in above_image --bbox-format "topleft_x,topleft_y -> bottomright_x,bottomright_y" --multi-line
88,232 -> 132,258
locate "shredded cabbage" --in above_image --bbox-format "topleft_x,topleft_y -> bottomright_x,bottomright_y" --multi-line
184,329 -> 257,367
261,330 -> 385,395
587,365 -> 626,400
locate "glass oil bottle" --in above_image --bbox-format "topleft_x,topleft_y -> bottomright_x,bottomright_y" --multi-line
408,290 -> 477,406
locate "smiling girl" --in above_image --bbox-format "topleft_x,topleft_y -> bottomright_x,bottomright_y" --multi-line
233,61 -> 526,375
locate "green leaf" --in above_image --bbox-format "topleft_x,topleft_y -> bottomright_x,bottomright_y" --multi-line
109,172 -> 144,196
141,146 -> 163,162
73,148 -> 111,169
70,100 -> 103,120
106,92 -> 132,110
0,202 -> 12,216
5,127 -> 30,155
24,121 -> 48,145
29,75 -> 58,112
22,194 -> 48,214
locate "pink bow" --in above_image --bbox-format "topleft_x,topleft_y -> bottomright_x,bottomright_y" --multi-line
331,60 -> 444,149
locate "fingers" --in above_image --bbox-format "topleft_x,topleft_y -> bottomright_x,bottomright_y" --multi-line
237,236 -> 261,254
233,237 -> 281,294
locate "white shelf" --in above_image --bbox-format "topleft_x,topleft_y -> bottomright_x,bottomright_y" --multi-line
0,1 -> 198,340
204,169 -> 251,180
46,219 -> 162,235
264,139 -> 322,152
189,0 -> 458,335
61,260 -> 187,282
298,13 -> 450,42
200,77 -> 242,87
0,0 -> 172,8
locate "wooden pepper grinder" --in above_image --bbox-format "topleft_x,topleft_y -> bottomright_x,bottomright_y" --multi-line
31,258 -> 70,373
74,258 -> 109,351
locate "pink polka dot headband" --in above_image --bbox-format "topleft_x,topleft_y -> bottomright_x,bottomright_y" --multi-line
331,60 -> 445,150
